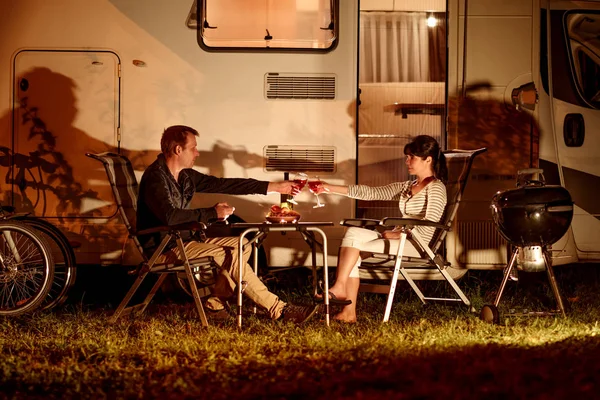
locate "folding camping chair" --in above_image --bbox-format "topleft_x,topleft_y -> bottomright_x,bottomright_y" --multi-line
341,148 -> 487,322
86,152 -> 219,326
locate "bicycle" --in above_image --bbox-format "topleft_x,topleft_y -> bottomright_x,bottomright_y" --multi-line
0,217 -> 54,315
0,206 -> 76,311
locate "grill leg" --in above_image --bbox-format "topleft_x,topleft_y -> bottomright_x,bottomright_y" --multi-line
543,250 -> 566,317
494,248 -> 519,307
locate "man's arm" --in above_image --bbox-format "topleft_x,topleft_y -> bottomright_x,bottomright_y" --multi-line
191,171 -> 270,195
190,170 -> 298,195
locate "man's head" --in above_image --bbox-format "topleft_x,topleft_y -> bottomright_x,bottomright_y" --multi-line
161,125 -> 199,168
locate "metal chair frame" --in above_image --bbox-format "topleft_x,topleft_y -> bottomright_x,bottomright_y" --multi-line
86,152 -> 219,326
342,148 -> 487,322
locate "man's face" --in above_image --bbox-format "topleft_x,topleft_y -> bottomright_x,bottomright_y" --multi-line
179,132 -> 199,168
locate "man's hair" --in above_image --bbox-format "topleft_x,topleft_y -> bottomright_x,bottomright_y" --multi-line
161,125 -> 199,156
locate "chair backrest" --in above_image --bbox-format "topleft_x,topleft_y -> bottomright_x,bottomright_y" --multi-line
85,152 -> 139,236
428,148 -> 487,252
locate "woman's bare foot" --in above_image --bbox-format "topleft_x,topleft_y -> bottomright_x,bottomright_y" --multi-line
326,285 -> 346,301
314,285 -> 347,302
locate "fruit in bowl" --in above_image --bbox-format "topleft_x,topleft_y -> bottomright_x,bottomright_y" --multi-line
266,203 -> 301,223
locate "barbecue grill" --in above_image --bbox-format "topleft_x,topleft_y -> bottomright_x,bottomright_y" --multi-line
480,169 -> 573,324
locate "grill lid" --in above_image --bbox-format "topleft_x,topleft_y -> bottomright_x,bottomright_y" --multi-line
491,184 -> 573,247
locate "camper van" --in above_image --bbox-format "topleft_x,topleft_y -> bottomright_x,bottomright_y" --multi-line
0,0 -> 598,294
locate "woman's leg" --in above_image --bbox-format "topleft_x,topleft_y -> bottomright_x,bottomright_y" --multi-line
328,246 -> 360,300
329,227 -> 423,323
333,276 -> 360,323
326,227 -> 379,300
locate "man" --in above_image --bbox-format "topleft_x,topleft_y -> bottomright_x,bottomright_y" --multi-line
137,125 -> 317,323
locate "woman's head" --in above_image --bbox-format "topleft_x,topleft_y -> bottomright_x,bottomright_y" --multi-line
403,135 -> 447,182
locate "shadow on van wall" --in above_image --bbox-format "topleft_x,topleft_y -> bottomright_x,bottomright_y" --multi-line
448,82 -> 539,178
0,67 -> 270,263
447,82 -> 541,261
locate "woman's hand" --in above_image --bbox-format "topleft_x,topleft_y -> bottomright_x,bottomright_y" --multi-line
311,181 -> 330,194
382,226 -> 412,240
381,230 -> 402,240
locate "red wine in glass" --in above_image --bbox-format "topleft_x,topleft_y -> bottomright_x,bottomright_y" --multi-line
294,178 -> 307,190
289,173 -> 308,205
308,177 -> 325,208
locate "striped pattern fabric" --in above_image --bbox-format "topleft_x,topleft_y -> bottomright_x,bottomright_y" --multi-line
348,180 -> 447,245
86,152 -> 138,233
427,150 -> 483,251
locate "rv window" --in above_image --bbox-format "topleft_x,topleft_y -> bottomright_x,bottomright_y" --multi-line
359,11 -> 446,83
576,50 -> 600,108
566,12 -> 600,109
192,0 -> 338,51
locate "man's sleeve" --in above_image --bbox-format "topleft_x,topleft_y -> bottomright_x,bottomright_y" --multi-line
142,170 -> 218,225
190,170 -> 269,195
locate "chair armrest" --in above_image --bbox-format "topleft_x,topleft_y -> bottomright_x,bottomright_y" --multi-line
381,217 -> 448,230
340,218 -> 381,228
136,221 -> 208,235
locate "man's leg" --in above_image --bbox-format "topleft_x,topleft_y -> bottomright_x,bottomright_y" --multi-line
182,237 -> 286,320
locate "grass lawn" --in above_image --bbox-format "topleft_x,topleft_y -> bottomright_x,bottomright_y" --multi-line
1,265 -> 600,399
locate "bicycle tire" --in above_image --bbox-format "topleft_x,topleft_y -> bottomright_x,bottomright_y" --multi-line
13,217 -> 77,310
0,221 -> 54,316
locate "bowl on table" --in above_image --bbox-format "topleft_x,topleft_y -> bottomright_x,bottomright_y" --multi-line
265,215 -> 301,224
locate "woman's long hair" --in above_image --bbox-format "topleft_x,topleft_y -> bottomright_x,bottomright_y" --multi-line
403,135 -> 448,183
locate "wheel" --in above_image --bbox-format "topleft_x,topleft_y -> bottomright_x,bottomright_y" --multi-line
15,217 -> 77,310
0,221 -> 54,316
480,304 -> 500,324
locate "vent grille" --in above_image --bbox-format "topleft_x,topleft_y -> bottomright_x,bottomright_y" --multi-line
264,145 -> 335,173
265,73 -> 336,100
456,220 -> 508,265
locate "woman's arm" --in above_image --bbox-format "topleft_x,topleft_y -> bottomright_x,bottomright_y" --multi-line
316,182 -> 407,201
319,183 -> 349,195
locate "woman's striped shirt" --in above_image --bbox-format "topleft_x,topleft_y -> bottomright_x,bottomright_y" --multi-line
347,179 -> 447,245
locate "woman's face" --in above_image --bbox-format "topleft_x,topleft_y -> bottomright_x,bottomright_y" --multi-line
405,154 -> 432,176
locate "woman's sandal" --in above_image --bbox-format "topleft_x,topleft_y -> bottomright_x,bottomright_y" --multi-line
313,291 -> 352,306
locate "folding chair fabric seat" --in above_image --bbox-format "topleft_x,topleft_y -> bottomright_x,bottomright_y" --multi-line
341,148 -> 487,321
86,152 -> 219,326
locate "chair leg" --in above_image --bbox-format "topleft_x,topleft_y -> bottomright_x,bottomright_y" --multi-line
138,274 -> 168,313
111,268 -> 150,322
176,238 -> 209,327
184,262 -> 209,327
383,232 -> 408,322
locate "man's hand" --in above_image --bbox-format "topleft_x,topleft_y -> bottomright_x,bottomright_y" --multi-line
267,181 -> 300,196
214,202 -> 235,220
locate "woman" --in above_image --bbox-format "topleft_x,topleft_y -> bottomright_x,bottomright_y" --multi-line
314,135 -> 447,323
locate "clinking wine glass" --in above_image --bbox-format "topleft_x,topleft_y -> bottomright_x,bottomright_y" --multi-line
308,177 -> 325,208
288,172 -> 308,205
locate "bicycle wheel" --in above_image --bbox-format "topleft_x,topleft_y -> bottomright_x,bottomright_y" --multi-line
0,221 -> 54,316
14,217 -> 77,310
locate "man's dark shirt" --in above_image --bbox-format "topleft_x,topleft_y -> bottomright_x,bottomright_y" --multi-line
137,154 -> 269,254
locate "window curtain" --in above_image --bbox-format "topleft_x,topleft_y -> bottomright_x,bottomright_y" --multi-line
360,12 -> 430,83
428,12 -> 446,82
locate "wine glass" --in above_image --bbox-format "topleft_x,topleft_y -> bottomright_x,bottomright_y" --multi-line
308,176 -> 325,208
288,172 -> 308,205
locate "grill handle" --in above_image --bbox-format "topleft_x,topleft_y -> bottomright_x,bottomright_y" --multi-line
517,168 -> 545,188
547,205 -> 573,213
